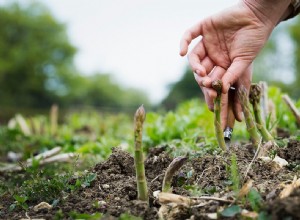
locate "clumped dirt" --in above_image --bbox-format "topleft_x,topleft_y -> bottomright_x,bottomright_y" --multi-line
1,140 -> 300,219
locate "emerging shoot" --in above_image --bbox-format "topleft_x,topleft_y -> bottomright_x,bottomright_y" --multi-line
249,84 -> 274,141
212,80 -> 226,151
162,156 -> 188,192
134,105 -> 149,203
237,86 -> 261,149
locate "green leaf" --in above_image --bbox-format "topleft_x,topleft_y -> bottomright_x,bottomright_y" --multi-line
248,188 -> 263,212
258,211 -> 271,220
221,205 -> 242,217
119,213 -> 142,220
13,195 -> 27,203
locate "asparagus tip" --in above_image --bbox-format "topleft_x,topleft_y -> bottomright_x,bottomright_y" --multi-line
212,80 -> 223,95
249,84 -> 261,104
135,105 -> 146,123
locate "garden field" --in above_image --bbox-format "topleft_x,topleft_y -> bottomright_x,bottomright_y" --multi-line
0,86 -> 300,220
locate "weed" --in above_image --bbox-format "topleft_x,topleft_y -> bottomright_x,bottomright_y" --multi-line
9,195 -> 28,211
247,188 -> 263,212
119,213 -> 143,220
68,211 -> 103,220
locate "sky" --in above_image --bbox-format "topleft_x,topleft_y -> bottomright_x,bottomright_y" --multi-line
2,0 -> 238,103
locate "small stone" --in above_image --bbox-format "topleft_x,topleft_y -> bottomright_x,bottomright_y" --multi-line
33,202 -> 52,212
98,201 -> 107,206
102,184 -> 110,189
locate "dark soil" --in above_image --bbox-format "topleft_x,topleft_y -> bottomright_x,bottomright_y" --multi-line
1,139 -> 300,220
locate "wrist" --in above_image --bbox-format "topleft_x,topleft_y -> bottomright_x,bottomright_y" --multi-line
242,0 -> 291,26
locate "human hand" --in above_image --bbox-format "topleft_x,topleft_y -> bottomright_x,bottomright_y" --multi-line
180,0 -> 291,93
179,0 -> 291,127
194,64 -> 252,130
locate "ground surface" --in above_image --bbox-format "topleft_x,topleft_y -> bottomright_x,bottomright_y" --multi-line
1,139 -> 300,220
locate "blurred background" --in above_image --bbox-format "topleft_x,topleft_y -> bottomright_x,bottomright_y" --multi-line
0,0 -> 299,121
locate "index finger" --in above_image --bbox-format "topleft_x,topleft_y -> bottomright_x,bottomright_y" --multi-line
179,21 -> 203,56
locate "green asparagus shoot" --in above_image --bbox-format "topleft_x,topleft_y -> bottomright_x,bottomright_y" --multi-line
162,156 -> 187,192
212,80 -> 226,151
249,84 -> 274,141
237,86 -> 261,149
134,105 -> 149,203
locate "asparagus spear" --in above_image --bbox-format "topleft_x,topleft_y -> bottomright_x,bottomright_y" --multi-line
162,156 -> 188,192
212,80 -> 227,151
134,105 -> 148,203
249,84 -> 274,141
237,86 -> 261,149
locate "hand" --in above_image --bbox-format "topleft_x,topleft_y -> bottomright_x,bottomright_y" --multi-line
179,0 -> 290,127
195,64 -> 252,129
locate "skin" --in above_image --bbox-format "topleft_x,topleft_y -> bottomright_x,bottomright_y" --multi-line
180,0 -> 292,130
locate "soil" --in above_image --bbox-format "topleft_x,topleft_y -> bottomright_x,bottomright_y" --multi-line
1,139 -> 300,220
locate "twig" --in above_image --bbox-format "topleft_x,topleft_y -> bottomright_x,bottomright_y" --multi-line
191,196 -> 234,203
0,153 -> 75,172
27,146 -> 61,163
151,173 -> 164,183
282,94 -> 300,126
243,138 -> 262,182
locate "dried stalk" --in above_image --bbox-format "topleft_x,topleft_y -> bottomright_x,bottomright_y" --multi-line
259,81 -> 269,121
134,105 -> 148,203
237,86 -> 261,149
162,156 -> 187,192
50,104 -> 58,136
282,94 -> 300,126
0,153 -> 75,172
249,84 -> 274,141
212,80 -> 226,151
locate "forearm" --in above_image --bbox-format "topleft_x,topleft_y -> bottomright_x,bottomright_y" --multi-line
242,0 -> 292,26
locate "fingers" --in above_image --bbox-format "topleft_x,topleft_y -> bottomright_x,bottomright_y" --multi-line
208,66 -> 226,81
194,73 -> 212,90
188,41 -> 214,76
232,64 -> 253,122
233,94 -> 243,122
203,88 -> 215,111
180,21 -> 203,56
221,60 -> 251,94
187,42 -> 211,83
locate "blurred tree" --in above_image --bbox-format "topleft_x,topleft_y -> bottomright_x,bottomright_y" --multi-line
0,2 -> 150,114
253,19 -> 300,98
0,2 -> 77,108
66,73 -> 149,111
161,68 -> 203,110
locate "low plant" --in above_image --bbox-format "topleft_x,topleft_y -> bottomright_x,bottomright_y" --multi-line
9,195 -> 28,211
229,153 -> 240,195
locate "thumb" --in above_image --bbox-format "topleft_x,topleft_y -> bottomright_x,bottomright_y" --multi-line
221,60 -> 251,94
